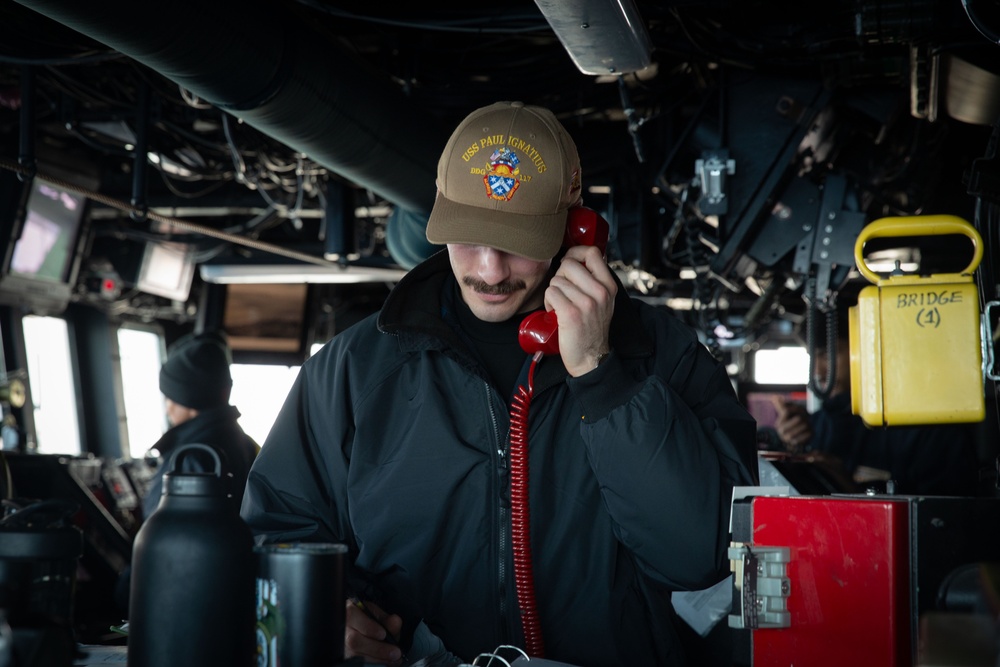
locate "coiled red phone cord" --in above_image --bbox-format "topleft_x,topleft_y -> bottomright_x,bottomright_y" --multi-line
508,352 -> 545,657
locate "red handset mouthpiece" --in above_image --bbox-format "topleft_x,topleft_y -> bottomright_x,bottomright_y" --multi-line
518,310 -> 560,356
563,207 -> 610,256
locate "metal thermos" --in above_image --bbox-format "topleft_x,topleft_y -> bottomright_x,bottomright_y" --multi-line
128,443 -> 255,667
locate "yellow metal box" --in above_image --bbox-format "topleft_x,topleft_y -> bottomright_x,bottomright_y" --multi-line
850,215 -> 985,427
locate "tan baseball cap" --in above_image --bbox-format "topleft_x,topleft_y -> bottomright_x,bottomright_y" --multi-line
425,101 -> 582,261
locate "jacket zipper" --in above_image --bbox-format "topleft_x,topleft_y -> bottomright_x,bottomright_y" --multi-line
484,381 -> 510,639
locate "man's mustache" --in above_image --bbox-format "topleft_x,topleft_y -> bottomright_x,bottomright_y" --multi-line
463,276 -> 526,295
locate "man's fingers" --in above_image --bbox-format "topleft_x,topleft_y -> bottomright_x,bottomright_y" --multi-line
343,600 -> 403,666
560,246 -> 617,294
779,422 -> 809,443
343,632 -> 402,667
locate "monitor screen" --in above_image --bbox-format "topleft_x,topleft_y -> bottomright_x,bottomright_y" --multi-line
223,283 -> 310,363
136,242 -> 195,302
10,179 -> 86,284
0,176 -> 89,314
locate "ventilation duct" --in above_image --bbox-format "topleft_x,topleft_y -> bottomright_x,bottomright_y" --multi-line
943,50 -> 1000,125
13,0 -> 445,222
534,0 -> 652,75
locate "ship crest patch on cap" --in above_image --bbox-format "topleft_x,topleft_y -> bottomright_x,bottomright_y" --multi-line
483,147 -> 521,201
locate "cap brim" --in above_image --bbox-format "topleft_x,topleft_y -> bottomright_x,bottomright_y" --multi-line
425,194 -> 566,261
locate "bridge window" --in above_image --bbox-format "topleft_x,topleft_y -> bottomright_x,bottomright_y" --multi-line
118,327 -> 167,459
754,346 -> 809,385
230,363 -> 300,445
23,315 -> 81,455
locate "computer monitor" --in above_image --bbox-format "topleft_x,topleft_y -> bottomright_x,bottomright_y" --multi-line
222,283 -> 311,365
135,241 -> 195,302
0,176 -> 89,315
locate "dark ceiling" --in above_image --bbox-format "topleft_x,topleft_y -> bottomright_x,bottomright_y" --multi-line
1,0 -> 999,356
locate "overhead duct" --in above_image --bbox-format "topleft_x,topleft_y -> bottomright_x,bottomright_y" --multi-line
534,0 -> 652,75
943,50 -> 1000,125
12,0 -> 445,219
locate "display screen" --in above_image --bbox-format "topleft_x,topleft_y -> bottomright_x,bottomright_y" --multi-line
223,283 -> 309,355
136,242 -> 195,302
9,179 -> 86,283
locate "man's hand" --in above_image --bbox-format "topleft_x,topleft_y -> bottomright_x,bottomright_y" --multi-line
343,599 -> 404,666
771,396 -> 812,452
544,245 -> 616,377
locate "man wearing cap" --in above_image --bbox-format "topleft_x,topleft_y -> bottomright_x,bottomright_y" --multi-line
242,102 -> 758,666
142,330 -> 259,520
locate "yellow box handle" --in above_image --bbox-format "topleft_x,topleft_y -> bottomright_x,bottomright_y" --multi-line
854,215 -> 983,284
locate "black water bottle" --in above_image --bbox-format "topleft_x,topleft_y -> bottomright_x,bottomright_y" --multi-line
128,443 -> 255,667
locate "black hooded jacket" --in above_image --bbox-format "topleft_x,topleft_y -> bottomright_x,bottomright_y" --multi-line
143,405 -> 259,519
241,251 -> 758,666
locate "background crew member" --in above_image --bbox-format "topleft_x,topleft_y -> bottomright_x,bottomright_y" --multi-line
116,330 -> 259,614
142,330 -> 259,518
773,291 -> 980,495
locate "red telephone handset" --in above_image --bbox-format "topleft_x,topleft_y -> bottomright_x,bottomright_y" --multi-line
517,206 -> 610,356
510,206 -> 610,657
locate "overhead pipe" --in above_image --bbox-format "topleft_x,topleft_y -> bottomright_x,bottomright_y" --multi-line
13,0 -> 446,218
534,0 -> 652,75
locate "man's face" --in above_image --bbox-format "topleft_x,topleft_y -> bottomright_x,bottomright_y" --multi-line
165,397 -> 196,427
447,244 -> 552,322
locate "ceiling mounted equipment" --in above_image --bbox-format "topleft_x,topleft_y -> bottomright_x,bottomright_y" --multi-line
533,0 -> 653,75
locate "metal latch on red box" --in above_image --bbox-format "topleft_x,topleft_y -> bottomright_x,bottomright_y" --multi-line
728,544 -> 791,630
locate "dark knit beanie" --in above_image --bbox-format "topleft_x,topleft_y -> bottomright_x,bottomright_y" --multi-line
159,331 -> 233,409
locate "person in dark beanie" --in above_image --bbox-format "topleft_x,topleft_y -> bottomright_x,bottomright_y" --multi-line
115,331 -> 260,615
141,330 -> 260,520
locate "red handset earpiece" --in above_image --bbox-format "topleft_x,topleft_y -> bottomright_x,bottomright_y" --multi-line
519,207 -> 610,356
563,206 -> 610,256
